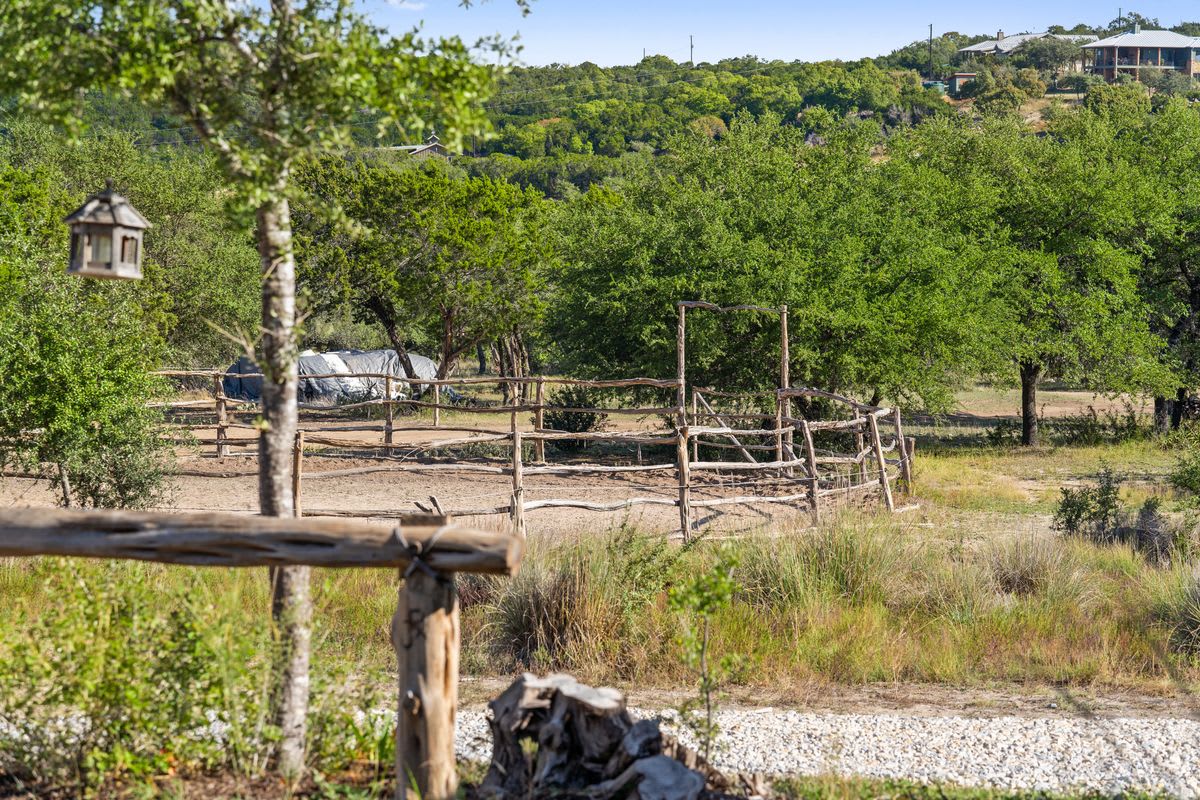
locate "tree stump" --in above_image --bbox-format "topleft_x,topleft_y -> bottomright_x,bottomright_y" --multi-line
477,673 -> 754,800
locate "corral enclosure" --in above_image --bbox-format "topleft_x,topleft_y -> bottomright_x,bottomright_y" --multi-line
157,302 -> 916,537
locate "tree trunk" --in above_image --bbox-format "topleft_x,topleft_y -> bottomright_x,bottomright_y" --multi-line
1020,361 -> 1041,447
1173,387 -> 1189,429
257,197 -> 310,777
368,296 -> 419,385
476,342 -> 488,375
1154,396 -> 1171,435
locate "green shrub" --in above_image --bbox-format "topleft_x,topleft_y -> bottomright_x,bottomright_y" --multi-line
984,418 -> 1020,447
0,561 -> 270,788
540,386 -> 609,452
0,561 -> 388,792
1053,466 -> 1123,543
1045,403 -> 1146,446
1168,426 -> 1200,504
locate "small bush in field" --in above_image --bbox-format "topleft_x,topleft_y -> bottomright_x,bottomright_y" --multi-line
1045,403 -> 1147,446
1053,466 -> 1123,543
540,386 -> 608,452
983,418 -> 1020,447
1169,426 -> 1200,504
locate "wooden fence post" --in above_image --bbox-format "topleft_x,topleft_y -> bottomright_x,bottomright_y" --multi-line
433,384 -> 441,428
800,420 -> 820,524
213,374 -> 228,459
394,570 -> 460,800
676,304 -> 691,539
677,427 -> 692,541
691,390 -> 700,463
384,375 -> 394,454
780,305 -> 792,466
854,410 -> 867,486
534,377 -> 546,464
292,431 -> 304,519
893,408 -> 912,494
510,425 -> 525,538
676,304 -> 687,427
775,393 -> 784,472
868,413 -> 895,512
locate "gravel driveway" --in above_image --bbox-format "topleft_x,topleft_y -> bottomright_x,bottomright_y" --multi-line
455,707 -> 1200,797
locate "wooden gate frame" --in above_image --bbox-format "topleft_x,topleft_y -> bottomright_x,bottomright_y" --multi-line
0,507 -> 522,800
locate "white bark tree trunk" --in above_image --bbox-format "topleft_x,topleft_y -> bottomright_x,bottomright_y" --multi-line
256,196 -> 311,777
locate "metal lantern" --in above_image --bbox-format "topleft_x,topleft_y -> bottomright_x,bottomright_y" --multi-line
64,180 -> 150,280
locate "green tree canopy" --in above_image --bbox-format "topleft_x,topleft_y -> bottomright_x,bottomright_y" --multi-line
295,158 -> 550,378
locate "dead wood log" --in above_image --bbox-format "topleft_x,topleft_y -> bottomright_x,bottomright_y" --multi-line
477,673 -> 716,800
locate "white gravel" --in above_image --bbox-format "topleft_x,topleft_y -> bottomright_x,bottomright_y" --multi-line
454,707 -> 1200,797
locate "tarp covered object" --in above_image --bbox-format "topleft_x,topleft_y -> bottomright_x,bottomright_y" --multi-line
222,349 -> 445,406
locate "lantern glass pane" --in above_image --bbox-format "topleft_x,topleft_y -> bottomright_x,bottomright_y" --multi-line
70,233 -> 81,263
121,236 -> 138,264
91,233 -> 112,264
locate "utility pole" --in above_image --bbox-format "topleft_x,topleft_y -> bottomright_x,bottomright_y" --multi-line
928,23 -> 934,80
690,34 -> 694,65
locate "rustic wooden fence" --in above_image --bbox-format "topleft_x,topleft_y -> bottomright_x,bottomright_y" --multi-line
0,507 -> 520,799
153,302 -> 915,539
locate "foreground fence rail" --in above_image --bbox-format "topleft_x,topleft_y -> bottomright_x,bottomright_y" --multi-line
0,507 -> 522,799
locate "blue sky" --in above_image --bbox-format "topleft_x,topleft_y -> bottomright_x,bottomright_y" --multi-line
364,0 -> 1199,66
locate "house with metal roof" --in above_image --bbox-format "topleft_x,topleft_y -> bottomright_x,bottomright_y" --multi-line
958,30 -> 1097,74
959,30 -> 1097,58
382,131 -> 452,160
1082,26 -> 1200,82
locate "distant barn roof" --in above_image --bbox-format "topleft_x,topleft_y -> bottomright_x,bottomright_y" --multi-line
959,31 -> 1097,55
382,131 -> 452,158
1081,29 -> 1200,48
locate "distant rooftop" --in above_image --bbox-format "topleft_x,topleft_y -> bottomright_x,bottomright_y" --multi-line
1081,28 -> 1200,49
959,31 -> 1097,55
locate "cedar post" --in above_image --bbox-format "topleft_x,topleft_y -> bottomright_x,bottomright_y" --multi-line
213,374 -> 228,459
676,304 -> 687,427
433,384 -> 441,428
676,427 -> 692,541
393,570 -> 460,800
534,377 -> 546,463
691,390 -> 700,463
893,408 -> 913,494
510,424 -> 525,538
780,305 -> 791,465
384,375 -> 394,454
676,305 -> 691,540
800,420 -> 820,524
292,431 -> 304,519
868,413 -> 895,512
775,392 -> 784,472
854,410 -> 868,486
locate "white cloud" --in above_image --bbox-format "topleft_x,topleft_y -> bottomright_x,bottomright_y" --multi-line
385,0 -> 427,9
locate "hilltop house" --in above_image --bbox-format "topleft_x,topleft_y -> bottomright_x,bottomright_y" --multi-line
383,131 -> 452,160
958,30 -> 1097,71
1082,26 -> 1200,82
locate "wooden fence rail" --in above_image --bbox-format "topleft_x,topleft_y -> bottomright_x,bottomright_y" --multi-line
0,507 -> 522,800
